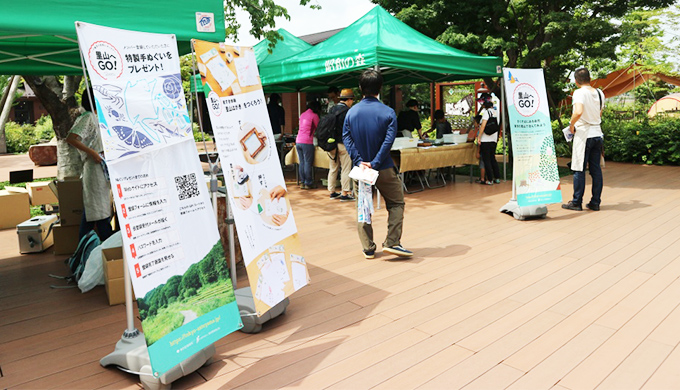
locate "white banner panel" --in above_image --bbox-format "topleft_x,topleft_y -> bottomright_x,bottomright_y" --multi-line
76,22 -> 241,376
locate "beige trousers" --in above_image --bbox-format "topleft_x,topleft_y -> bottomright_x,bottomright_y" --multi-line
358,167 -> 405,252
327,144 -> 352,193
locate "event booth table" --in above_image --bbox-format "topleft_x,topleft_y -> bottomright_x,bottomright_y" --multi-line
285,142 -> 479,191
391,143 -> 478,192
392,143 -> 477,172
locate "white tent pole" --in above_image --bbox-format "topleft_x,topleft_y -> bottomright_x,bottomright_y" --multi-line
0,75 -> 20,154
500,76 -> 507,181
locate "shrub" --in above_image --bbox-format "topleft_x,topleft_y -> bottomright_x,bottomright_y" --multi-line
549,115 -> 680,166
4,116 -> 54,153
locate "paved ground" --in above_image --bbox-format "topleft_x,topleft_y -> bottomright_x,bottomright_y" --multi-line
3,159 -> 680,389
0,153 -> 57,182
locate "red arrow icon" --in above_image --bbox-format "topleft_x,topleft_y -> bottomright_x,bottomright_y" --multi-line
125,224 -> 132,238
117,184 -> 123,198
130,243 -> 137,258
121,204 -> 127,218
134,263 -> 141,278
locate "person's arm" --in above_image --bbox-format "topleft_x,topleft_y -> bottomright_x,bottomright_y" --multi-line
66,132 -> 102,163
415,112 -> 424,138
569,103 -> 584,134
342,114 -> 362,167
476,119 -> 488,143
371,111 -> 397,170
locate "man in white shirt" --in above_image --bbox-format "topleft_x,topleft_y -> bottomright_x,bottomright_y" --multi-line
562,67 -> 604,211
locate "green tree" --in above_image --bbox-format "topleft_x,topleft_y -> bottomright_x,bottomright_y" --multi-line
181,265 -> 202,291
373,0 -> 676,117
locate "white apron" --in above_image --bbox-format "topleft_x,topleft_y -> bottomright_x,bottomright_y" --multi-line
570,123 -> 600,172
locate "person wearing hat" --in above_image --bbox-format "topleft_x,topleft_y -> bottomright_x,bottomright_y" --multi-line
327,88 -> 355,201
397,99 -> 423,138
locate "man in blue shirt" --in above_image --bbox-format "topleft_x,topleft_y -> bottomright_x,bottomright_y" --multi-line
343,70 -> 412,259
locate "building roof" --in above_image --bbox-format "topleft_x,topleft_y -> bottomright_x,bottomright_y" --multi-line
298,28 -> 344,45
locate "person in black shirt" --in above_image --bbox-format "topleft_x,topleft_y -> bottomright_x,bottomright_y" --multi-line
431,109 -> 453,139
397,99 -> 423,138
267,93 -> 285,140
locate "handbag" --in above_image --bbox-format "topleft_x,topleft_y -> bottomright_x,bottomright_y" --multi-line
483,109 -> 499,135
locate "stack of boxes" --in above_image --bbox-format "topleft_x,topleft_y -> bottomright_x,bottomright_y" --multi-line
53,178 -> 83,255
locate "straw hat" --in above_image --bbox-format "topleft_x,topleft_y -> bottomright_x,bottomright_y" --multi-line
339,88 -> 355,99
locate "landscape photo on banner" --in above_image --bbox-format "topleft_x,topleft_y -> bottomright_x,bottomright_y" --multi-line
75,22 -> 242,376
503,68 -> 562,207
193,39 -> 310,316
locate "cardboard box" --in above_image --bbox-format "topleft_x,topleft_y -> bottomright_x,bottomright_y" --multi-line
56,178 -> 83,226
27,181 -> 58,206
102,246 -> 124,280
0,189 -> 30,230
105,277 -> 125,306
53,224 -> 80,255
102,246 -> 133,305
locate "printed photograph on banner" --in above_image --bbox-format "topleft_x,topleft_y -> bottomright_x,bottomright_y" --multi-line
193,40 -> 262,97
136,240 -> 235,346
238,121 -> 271,164
246,234 -> 309,316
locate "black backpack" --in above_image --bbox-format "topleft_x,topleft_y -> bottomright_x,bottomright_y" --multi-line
483,109 -> 500,135
316,105 -> 349,152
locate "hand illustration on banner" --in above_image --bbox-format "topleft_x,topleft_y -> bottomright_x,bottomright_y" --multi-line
257,185 -> 289,227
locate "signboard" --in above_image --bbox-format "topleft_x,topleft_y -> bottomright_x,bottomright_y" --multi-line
503,68 -> 562,206
193,39 -> 310,315
76,22 -> 242,376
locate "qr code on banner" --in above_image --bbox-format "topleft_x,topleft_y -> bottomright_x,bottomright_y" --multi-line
175,173 -> 200,200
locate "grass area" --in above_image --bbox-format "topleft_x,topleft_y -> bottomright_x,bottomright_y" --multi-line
142,282 -> 236,345
0,177 -> 54,190
0,178 -> 56,217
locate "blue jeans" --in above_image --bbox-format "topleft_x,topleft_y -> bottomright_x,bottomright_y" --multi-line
572,137 -> 603,206
296,143 -> 315,186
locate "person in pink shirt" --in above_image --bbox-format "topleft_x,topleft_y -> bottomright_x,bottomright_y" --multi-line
296,100 -> 321,189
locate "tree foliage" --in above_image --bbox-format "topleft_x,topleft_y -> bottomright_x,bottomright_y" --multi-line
137,241 -> 229,320
373,0 -> 676,116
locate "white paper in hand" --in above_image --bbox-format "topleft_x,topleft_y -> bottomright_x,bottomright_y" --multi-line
562,127 -> 574,142
349,166 -> 379,185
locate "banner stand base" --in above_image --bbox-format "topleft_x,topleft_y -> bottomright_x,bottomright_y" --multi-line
500,199 -> 548,220
236,287 -> 289,334
101,331 -> 215,390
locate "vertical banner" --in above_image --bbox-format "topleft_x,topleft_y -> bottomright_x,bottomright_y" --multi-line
503,68 -> 562,206
193,39 -> 310,316
76,22 -> 242,376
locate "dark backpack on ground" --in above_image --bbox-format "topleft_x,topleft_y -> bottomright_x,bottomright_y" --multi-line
483,109 -> 500,135
316,105 -> 349,152
50,230 -> 101,287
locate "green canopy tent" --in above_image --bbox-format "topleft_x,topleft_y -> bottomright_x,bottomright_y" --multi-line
0,0 -> 226,75
258,6 -> 502,92
253,28 -> 312,65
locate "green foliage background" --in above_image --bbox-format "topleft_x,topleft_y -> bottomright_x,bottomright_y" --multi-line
4,116 -> 54,153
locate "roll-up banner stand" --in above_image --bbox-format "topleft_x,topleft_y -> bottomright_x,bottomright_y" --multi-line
500,68 -> 562,219
76,22 -> 242,376
192,39 -> 310,316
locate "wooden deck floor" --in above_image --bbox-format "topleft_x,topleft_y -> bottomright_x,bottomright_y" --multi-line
2,160 -> 680,389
